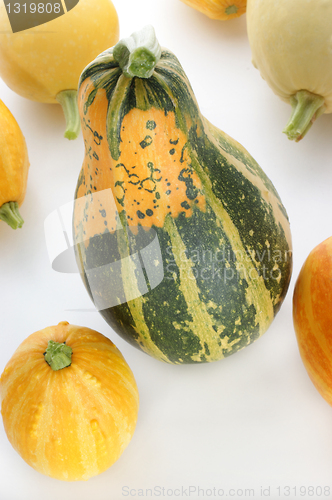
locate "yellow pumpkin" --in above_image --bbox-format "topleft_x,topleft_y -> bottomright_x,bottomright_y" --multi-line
0,322 -> 139,481
179,0 -> 246,20
0,99 -> 29,229
0,0 -> 119,139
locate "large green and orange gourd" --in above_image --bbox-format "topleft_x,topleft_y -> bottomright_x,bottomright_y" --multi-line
73,26 -> 292,364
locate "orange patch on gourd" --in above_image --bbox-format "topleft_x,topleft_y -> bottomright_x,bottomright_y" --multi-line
115,107 -> 206,228
74,82 -> 120,245
75,85 -> 206,246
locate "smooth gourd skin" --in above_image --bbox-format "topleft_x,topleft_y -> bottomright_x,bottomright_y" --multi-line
0,99 -> 29,205
0,0 -> 119,103
0,99 -> 29,229
247,0 -> 332,111
73,29 -> 292,364
293,237 -> 332,407
179,0 -> 247,20
0,322 -> 139,481
246,0 -> 332,140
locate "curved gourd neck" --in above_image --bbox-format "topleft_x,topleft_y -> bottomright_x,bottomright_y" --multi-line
113,25 -> 161,79
80,25 -> 203,163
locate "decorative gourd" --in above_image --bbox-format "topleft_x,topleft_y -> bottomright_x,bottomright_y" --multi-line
179,0 -> 246,19
0,0 -> 119,139
0,99 -> 29,229
293,237 -> 332,406
246,0 -> 332,141
0,321 -> 139,481
73,26 -> 292,365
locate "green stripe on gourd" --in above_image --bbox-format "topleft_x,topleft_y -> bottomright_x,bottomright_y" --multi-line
115,217 -> 170,363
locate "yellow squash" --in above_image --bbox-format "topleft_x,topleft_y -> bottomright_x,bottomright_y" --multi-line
247,0 -> 332,141
0,99 -> 29,229
0,0 -> 119,139
179,0 -> 246,20
0,322 -> 139,481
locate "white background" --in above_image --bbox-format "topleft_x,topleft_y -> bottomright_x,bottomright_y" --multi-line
1,1 -> 332,499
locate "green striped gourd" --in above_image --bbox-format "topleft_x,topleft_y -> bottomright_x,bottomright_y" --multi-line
73,26 -> 292,364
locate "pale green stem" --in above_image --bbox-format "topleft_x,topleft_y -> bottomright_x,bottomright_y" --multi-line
225,5 -> 238,15
56,90 -> 81,140
0,201 -> 24,229
283,90 -> 326,142
113,25 -> 162,79
44,340 -> 72,371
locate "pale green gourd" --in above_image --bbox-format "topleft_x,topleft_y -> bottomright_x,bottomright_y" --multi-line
247,0 -> 332,141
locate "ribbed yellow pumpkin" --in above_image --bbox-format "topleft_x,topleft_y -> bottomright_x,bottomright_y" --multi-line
0,322 -> 139,481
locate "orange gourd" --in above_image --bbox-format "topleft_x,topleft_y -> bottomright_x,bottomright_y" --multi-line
0,322 -> 139,481
293,236 -> 332,406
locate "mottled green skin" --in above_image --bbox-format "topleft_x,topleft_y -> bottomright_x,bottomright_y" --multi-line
103,210 -> 260,364
74,45 -> 292,364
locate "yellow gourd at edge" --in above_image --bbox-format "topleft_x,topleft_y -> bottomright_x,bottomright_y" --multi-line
0,0 -> 119,139
179,0 -> 246,19
0,99 -> 29,230
247,0 -> 332,141
0,322 -> 139,481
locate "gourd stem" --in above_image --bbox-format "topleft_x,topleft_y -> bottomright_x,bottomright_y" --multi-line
0,201 -> 24,229
113,25 -> 162,79
44,340 -> 72,371
225,5 -> 238,15
283,90 -> 326,142
56,90 -> 81,140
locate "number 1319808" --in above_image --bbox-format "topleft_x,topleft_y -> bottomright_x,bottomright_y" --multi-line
276,486 -> 331,497
5,3 -> 62,14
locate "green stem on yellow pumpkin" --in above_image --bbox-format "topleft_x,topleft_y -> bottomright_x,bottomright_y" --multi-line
225,5 -> 238,15
56,90 -> 81,140
113,25 -> 162,79
283,90 -> 326,142
0,201 -> 24,229
44,340 -> 72,371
